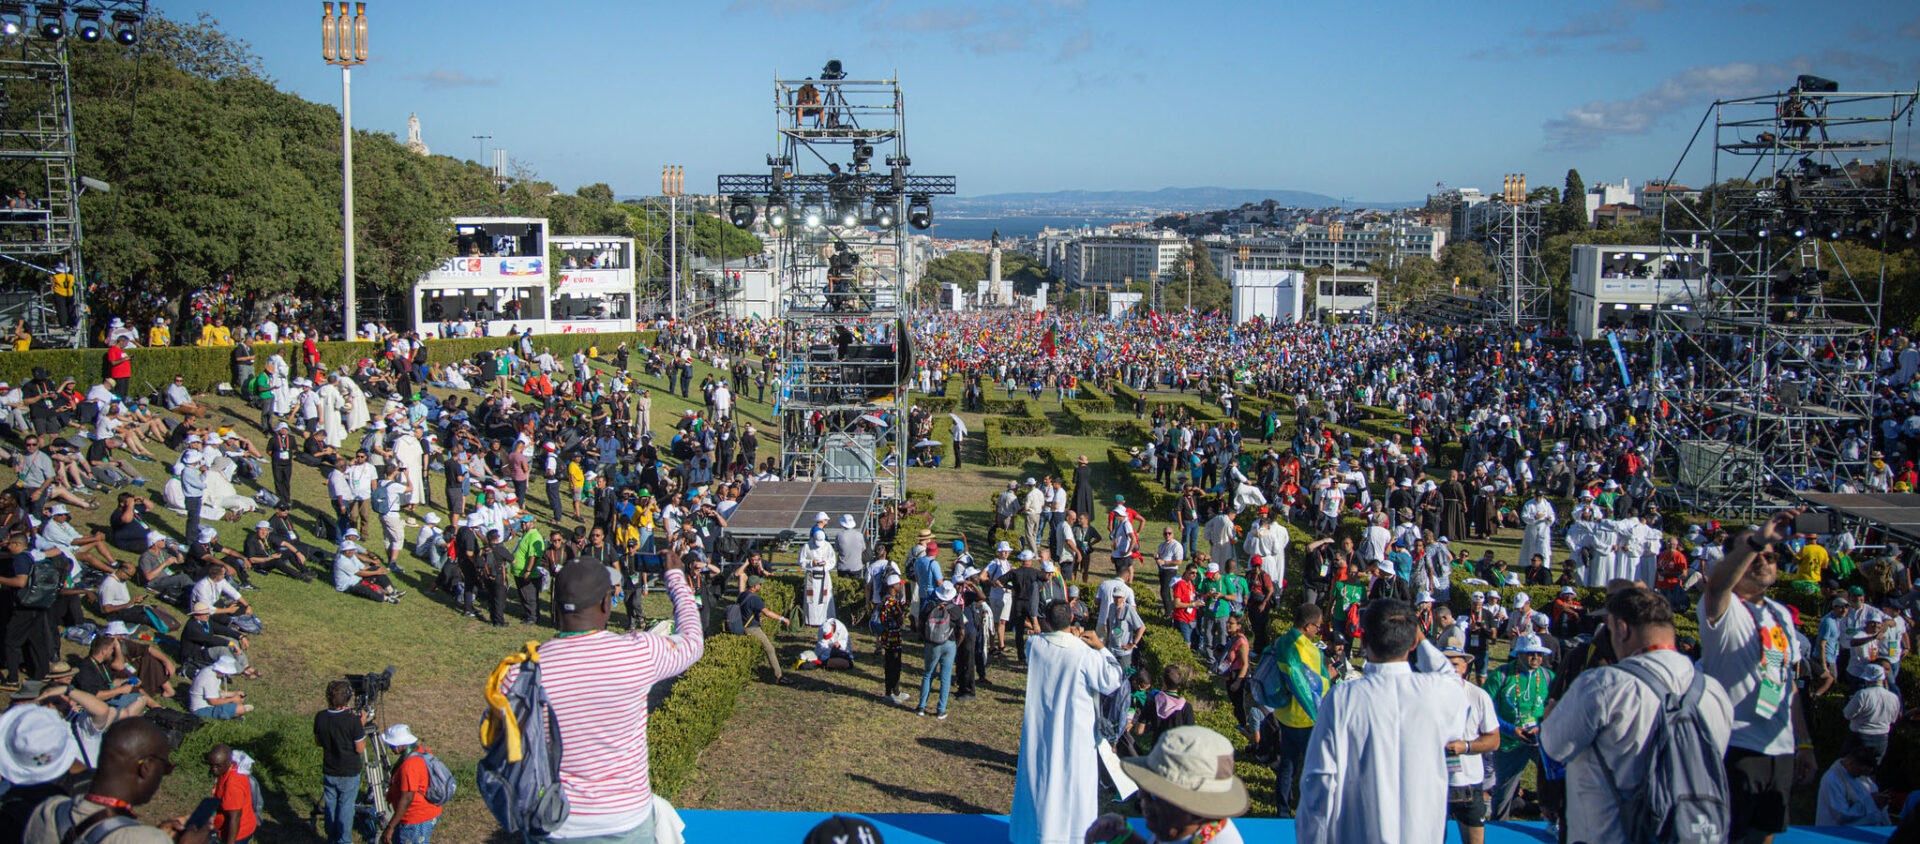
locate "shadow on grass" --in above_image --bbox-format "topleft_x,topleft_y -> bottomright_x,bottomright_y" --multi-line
845,774 -> 995,815
915,736 -> 1017,771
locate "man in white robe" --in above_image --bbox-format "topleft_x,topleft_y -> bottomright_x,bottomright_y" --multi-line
797,534 -> 836,626
1567,496 -> 1605,586
1519,493 -> 1554,569
341,373 -> 372,433
318,379 -> 347,447
1011,602 -> 1124,844
1298,599 -> 1466,844
1606,514 -> 1641,583
1242,513 -> 1289,591
1204,509 -> 1237,570
391,429 -> 427,507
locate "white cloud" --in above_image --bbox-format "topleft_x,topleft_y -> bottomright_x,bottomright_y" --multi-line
1542,61 -> 1789,149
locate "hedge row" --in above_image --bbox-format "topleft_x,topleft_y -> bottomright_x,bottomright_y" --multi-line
0,330 -> 658,394
650,574 -> 794,799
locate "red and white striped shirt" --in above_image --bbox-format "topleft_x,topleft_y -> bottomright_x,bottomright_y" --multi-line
503,569 -> 704,838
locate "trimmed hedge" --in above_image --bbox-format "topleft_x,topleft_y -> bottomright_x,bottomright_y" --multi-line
649,575 -> 793,799
0,330 -> 657,394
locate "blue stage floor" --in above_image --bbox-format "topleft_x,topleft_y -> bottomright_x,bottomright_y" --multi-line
676,810 -> 1896,843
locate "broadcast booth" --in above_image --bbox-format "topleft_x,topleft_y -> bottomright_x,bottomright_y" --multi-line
410,217 -> 551,337
549,235 -> 637,333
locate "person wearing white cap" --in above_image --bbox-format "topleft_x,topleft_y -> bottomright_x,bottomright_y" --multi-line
332,529 -> 401,604
1084,725 -> 1251,844
0,704 -> 84,800
1841,662 -> 1898,764
1011,597 -> 1124,844
1482,633 -> 1555,819
378,724 -> 444,842
1296,599 -> 1467,844
178,448 -> 208,549
188,655 -> 251,720
833,514 -> 867,577
412,512 -> 447,573
916,580 -> 962,718
983,543 -> 1016,653
1021,478 -> 1045,552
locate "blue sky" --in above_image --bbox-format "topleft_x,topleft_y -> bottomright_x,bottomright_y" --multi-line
154,0 -> 1920,202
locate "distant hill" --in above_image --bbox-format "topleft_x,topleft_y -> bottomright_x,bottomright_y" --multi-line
945,187 -> 1420,215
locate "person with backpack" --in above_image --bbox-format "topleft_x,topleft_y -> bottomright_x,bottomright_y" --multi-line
1263,604 -> 1328,819
374,466 -> 411,574
1541,585 -> 1733,844
916,580 -> 961,719
24,716 -> 214,844
204,744 -> 258,844
380,725 -> 446,844
735,577 -> 791,686
2,534 -> 62,687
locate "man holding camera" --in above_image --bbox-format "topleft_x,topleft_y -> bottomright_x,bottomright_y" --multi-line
314,680 -> 372,844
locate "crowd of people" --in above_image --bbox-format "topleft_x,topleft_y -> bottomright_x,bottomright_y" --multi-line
0,305 -> 1915,844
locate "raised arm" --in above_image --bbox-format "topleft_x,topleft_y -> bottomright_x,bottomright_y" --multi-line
1701,509 -> 1798,625
644,548 -> 706,680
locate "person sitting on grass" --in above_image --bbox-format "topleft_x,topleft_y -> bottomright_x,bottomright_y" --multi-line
187,655 -> 251,721
332,529 -> 403,604
797,618 -> 854,670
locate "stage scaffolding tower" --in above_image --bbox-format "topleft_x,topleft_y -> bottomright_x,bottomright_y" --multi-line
1650,79 -> 1918,520
718,63 -> 955,512
0,2 -> 149,347
1485,174 -> 1550,326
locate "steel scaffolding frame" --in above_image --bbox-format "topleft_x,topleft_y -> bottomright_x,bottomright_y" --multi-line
1650,84 -> 1918,519
1485,201 -> 1550,326
718,70 -> 953,509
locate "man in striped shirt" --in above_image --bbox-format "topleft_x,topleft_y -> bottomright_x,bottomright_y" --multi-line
503,548 -> 704,843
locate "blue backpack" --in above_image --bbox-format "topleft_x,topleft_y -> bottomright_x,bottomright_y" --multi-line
1592,659 -> 1730,844
479,644 -> 570,836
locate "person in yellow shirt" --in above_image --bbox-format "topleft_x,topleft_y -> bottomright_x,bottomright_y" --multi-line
11,321 -> 30,351
1786,536 -> 1830,594
49,267 -> 75,327
148,317 -> 171,348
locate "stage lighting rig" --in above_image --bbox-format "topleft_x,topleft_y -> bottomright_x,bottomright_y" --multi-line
1785,217 -> 1810,240
869,199 -> 896,229
727,195 -> 756,230
765,195 -> 790,230
36,4 -> 62,40
801,194 -> 825,229
907,195 -> 931,230
73,8 -> 97,40
1818,219 -> 1845,241
110,9 -> 136,44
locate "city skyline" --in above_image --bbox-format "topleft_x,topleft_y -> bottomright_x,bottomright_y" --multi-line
158,0 -> 1920,201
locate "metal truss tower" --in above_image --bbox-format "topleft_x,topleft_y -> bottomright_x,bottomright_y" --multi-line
1485,174 -> 1550,326
1650,80 -> 1919,519
718,64 -> 955,506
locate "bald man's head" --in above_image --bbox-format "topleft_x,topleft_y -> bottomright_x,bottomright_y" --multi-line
205,743 -> 232,775
94,716 -> 174,806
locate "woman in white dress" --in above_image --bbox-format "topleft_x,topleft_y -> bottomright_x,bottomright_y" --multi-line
341,371 -> 372,433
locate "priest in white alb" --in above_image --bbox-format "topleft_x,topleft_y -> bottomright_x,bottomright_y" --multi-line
1011,601 -> 1124,844
1518,491 -> 1555,569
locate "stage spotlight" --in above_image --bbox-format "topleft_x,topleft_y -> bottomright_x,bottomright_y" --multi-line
1856,219 -> 1882,244
821,59 -> 846,80
74,10 -> 99,41
907,195 -> 932,230
838,205 -> 860,228
1747,219 -> 1773,240
110,11 -> 138,45
1786,218 -> 1810,240
765,196 -> 790,229
803,203 -> 825,229
1891,219 -> 1916,243
35,5 -> 61,40
1818,219 -> 1845,241
727,195 -> 756,230
870,200 -> 896,229
0,2 -> 20,37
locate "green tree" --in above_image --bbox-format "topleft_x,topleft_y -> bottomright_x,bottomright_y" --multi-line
1558,169 -> 1589,236
1438,241 -> 1495,290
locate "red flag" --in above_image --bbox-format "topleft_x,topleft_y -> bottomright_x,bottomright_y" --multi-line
1042,327 -> 1056,358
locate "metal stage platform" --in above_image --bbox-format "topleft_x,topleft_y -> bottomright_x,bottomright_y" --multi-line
1797,492 -> 1920,541
723,480 -> 878,546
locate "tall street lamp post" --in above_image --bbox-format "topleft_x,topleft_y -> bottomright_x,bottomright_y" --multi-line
322,3 -> 368,339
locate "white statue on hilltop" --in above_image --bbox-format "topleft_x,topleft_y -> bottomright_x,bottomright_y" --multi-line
404,112 -> 430,156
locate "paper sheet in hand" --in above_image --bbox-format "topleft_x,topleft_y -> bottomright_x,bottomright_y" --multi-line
1098,740 -> 1138,801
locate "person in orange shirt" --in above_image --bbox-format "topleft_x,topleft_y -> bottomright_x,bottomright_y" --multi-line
380,724 -> 443,843
206,743 -> 258,844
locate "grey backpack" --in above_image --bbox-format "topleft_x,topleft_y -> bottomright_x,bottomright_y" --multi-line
1594,659 -> 1730,844
478,646 -> 571,836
